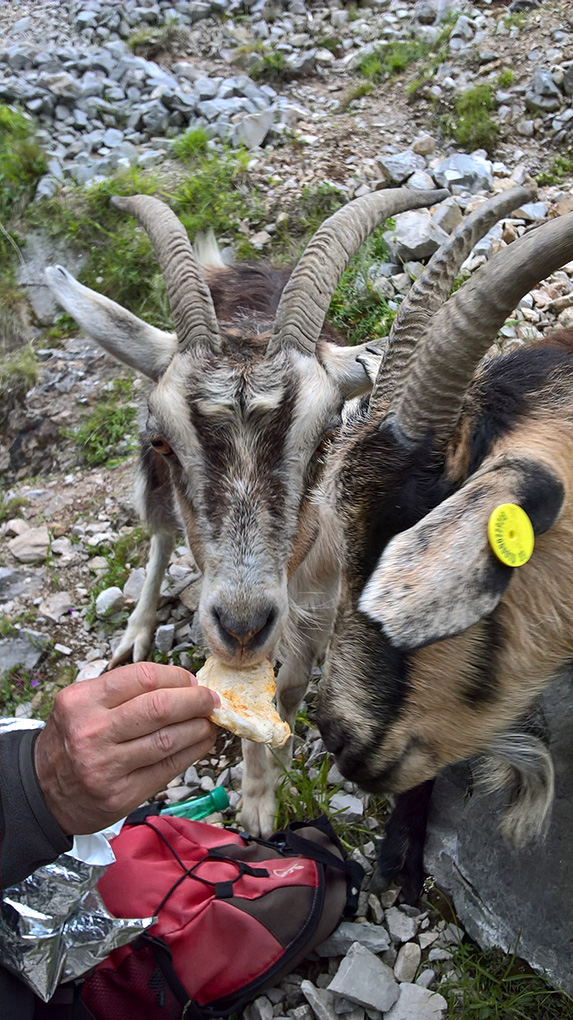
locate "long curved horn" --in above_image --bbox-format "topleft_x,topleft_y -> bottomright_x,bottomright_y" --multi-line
111,195 -> 220,353
390,209 -> 573,443
369,187 -> 533,411
266,187 -> 450,359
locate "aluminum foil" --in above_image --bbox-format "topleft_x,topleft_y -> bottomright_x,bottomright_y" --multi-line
0,854 -> 155,1001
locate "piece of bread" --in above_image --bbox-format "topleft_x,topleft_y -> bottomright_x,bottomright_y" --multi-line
196,657 -> 291,749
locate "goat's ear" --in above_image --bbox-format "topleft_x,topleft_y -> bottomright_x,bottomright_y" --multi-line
355,344 -> 384,386
359,456 -> 565,650
325,341 -> 385,397
45,266 -> 178,381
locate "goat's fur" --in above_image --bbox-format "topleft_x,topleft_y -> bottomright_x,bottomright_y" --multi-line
318,321 -> 573,892
45,231 -> 382,836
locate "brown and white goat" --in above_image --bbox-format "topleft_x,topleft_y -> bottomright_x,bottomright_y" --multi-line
316,188 -> 573,897
45,186 -> 448,836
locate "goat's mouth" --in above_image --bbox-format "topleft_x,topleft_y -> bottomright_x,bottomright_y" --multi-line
201,604 -> 281,668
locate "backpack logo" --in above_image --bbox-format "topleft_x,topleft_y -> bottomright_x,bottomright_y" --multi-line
273,863 -> 305,878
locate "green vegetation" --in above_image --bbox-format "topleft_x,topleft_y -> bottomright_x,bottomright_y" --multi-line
44,311 -> 80,343
234,43 -> 295,85
359,39 -> 432,82
316,34 -> 343,57
0,343 -> 38,397
358,18 -> 457,84
0,104 -> 47,351
127,18 -> 188,59
85,524 -> 148,625
63,376 -> 138,467
27,145 -> 265,329
502,11 -> 529,31
28,166 -> 172,327
275,746 -> 344,832
337,81 -> 375,112
0,486 -> 25,525
329,226 -> 396,346
0,664 -> 43,715
283,182 -> 346,246
497,68 -> 515,88
0,104 -> 47,221
536,154 -> 573,188
173,144 -> 259,239
0,656 -> 76,720
172,126 -> 211,161
440,83 -> 499,153
442,938 -> 573,1019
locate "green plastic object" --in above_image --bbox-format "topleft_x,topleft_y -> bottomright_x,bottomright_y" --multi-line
161,785 -> 230,820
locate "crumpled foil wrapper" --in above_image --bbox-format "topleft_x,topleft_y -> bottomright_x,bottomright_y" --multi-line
1,854 -> 155,1001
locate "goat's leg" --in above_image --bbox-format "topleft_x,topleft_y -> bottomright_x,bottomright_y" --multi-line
372,780 -> 435,904
109,528 -> 174,667
238,645 -> 319,838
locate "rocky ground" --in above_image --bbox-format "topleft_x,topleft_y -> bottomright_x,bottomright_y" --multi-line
1,0 -> 573,1016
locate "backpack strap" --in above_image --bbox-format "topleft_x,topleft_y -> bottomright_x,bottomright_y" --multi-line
279,817 -> 364,917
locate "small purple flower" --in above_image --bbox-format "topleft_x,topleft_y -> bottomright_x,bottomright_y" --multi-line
30,679 -> 39,688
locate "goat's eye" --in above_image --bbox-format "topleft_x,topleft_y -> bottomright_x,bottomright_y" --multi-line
151,437 -> 172,456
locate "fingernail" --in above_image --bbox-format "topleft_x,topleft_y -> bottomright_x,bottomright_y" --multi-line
187,672 -> 198,686
210,689 -> 221,709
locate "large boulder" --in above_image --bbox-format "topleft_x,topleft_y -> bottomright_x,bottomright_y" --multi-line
425,672 -> 572,994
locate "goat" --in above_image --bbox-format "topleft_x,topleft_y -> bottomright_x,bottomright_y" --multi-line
316,186 -> 573,898
45,186 -> 449,836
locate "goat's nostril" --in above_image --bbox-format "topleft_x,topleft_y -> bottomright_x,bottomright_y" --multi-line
211,605 -> 277,651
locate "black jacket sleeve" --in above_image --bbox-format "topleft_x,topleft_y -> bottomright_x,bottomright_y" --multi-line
1,728 -> 73,889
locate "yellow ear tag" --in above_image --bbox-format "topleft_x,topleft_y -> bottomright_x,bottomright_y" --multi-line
488,503 -> 534,567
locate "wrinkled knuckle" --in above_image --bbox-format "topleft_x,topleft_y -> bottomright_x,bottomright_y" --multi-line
136,660 -> 160,692
147,688 -> 169,722
154,726 -> 176,755
52,685 -> 78,726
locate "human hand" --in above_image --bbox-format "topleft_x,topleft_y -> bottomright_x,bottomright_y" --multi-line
33,662 -> 219,836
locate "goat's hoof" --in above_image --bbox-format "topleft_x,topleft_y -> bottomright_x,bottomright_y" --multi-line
375,843 -> 425,905
108,630 -> 152,669
238,796 -> 276,839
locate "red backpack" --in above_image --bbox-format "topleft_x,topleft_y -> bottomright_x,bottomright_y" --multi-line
80,815 -> 363,1020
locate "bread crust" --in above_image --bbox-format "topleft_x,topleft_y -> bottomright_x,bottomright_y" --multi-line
196,657 -> 291,749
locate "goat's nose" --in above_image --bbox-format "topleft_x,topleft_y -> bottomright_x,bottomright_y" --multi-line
211,604 -> 277,653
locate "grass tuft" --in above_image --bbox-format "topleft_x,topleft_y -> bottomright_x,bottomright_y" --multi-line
275,749 -> 343,831
233,43 -> 297,85
172,126 -> 211,161
0,485 -> 25,524
0,344 -> 38,397
329,227 -> 397,346
440,83 -> 499,153
442,938 -> 573,1019
62,376 -> 138,467
359,39 -> 431,81
127,18 -> 188,59
337,81 -> 375,112
0,104 -> 47,220
85,525 -> 149,625
536,154 -> 573,188
497,68 -> 515,88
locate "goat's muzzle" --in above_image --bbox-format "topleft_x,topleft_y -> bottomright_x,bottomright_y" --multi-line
209,602 -> 279,658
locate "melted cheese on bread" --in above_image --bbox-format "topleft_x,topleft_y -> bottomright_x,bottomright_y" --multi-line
196,657 -> 291,749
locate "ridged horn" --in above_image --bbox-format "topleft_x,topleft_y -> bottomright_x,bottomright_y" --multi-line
391,209 -> 573,442
111,194 -> 220,352
369,187 -> 533,412
266,187 -> 450,359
